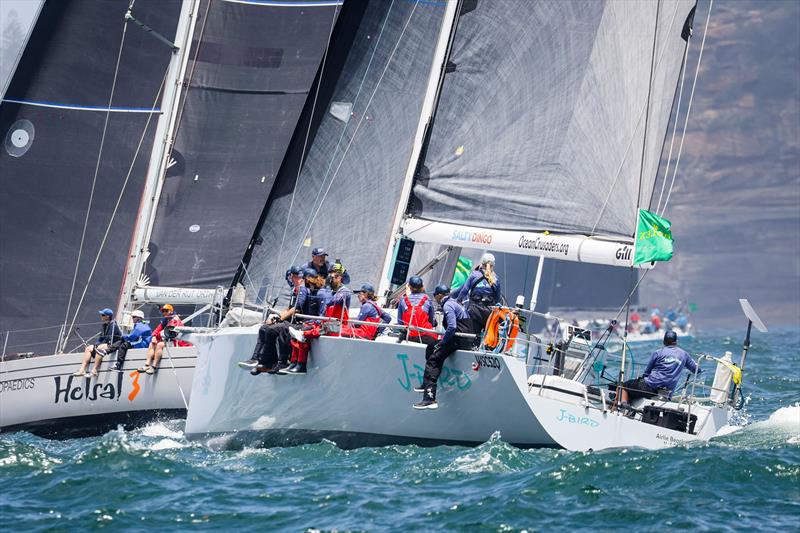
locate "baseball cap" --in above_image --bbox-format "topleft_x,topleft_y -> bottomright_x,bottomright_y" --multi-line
356,283 -> 375,293
131,310 -> 145,319
408,276 -> 423,289
433,284 -> 450,296
160,304 -> 174,312
289,265 -> 302,276
98,308 -> 114,317
663,330 -> 678,345
303,267 -> 319,278
312,247 -> 327,257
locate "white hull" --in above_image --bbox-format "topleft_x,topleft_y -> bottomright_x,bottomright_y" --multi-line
183,327 -> 731,451
184,327 -> 556,448
526,374 -> 730,451
0,347 -> 196,437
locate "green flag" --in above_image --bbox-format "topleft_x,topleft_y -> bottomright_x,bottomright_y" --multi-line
633,209 -> 674,265
451,256 -> 473,289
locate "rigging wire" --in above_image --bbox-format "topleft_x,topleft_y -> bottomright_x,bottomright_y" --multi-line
61,67 -> 172,348
59,13 -> 131,353
268,1 -> 349,303
655,28 -> 692,212
636,0 -> 661,212
660,0 -> 714,215
282,1 -> 420,284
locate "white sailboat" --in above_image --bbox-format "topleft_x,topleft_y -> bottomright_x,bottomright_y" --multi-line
181,0 -> 752,451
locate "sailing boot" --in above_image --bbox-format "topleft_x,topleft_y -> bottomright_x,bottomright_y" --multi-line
413,387 -> 438,410
287,362 -> 307,375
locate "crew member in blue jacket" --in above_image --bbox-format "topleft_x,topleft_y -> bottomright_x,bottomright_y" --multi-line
620,330 -> 699,404
73,308 -> 124,378
300,247 -> 351,286
452,253 -> 501,343
414,285 -> 472,410
239,268 -> 315,375
106,309 -> 152,371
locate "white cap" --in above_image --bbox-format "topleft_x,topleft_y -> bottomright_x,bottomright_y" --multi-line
131,309 -> 145,319
480,252 -> 496,265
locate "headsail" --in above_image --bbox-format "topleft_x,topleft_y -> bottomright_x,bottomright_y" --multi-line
0,0 -> 181,354
244,0 -> 449,302
406,0 -> 694,260
140,0 -> 340,292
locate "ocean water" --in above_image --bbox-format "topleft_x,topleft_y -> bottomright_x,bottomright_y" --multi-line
2,330 -> 798,532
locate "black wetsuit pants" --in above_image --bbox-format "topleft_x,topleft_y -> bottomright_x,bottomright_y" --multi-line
422,321 -> 472,400
467,300 -> 492,346
252,322 -> 292,366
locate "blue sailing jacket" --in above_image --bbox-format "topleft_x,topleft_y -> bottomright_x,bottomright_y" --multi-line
643,345 -> 699,391
452,269 -> 501,304
124,322 -> 152,349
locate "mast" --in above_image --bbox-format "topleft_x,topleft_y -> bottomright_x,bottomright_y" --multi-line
115,0 -> 201,323
375,0 -> 461,300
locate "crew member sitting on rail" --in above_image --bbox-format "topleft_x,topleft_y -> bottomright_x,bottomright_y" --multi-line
452,253 -> 501,343
300,247 -> 350,286
340,283 -> 391,340
397,275 -> 440,356
73,308 -> 123,378
619,330 -> 699,405
138,304 -> 190,376
413,285 -> 472,410
239,267 -> 314,375
105,309 -> 152,371
286,265 -> 351,374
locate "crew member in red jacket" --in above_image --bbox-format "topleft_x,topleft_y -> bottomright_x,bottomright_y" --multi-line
138,304 -> 191,375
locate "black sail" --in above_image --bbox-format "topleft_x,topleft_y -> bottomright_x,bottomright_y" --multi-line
245,0 -> 448,302
143,0 -> 340,291
0,0 -> 181,355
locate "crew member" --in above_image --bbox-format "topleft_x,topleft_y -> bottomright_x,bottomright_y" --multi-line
239,268 -> 316,375
414,285 -> 472,410
619,330 -> 699,405
105,309 -> 152,371
138,304 -> 190,375
73,308 -> 123,378
300,247 -> 350,285
452,252 -> 501,343
341,283 -> 391,340
285,265 -> 351,374
397,275 -> 439,359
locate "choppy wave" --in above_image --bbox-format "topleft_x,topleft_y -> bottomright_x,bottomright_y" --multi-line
1,330 -> 799,531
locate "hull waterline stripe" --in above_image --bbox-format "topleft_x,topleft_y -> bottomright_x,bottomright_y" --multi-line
185,428 -> 556,450
1,98 -> 162,113
1,366 -> 195,381
0,357 -> 196,374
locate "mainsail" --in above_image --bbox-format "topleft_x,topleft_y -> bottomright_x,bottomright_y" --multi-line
141,0 -> 341,292
404,0 -> 694,265
244,0 -> 449,302
0,0 -> 182,355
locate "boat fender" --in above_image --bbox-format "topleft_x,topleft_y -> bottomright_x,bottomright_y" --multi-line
472,361 -> 480,371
